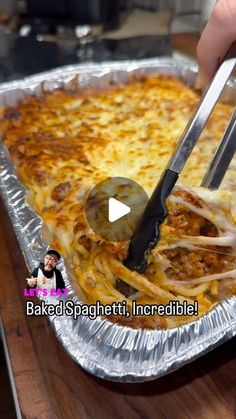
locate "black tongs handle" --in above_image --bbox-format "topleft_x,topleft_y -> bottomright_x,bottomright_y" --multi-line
125,169 -> 178,273
125,45 -> 236,274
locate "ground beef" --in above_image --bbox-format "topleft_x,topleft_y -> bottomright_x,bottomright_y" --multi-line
51,181 -> 71,202
162,247 -> 232,280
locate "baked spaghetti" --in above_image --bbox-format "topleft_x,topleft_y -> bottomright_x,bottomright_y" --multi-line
1,74 -> 236,328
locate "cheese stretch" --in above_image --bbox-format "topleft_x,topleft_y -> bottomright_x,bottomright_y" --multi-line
1,74 -> 236,329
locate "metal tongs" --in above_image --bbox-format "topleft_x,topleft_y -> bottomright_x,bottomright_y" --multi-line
125,46 -> 236,275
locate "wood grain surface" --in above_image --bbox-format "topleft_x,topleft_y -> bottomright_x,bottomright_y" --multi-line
0,338 -> 16,419
0,34 -> 235,419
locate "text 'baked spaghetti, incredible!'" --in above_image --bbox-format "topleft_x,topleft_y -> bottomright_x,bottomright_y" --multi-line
1,74 -> 236,329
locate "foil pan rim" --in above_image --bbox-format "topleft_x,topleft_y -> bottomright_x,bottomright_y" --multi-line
0,57 -> 235,382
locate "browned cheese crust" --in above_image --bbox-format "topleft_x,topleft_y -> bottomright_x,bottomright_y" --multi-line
1,74 -> 236,329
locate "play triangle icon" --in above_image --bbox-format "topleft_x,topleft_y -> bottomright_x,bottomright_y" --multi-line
108,197 -> 131,223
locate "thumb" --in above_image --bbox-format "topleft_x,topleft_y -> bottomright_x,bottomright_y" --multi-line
197,0 -> 236,80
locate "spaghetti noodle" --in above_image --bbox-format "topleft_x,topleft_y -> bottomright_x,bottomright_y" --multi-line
1,74 -> 236,329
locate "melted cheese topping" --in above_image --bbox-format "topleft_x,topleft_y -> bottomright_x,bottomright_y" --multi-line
1,74 -> 236,329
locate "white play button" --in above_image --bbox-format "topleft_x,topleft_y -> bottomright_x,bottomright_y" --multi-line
108,197 -> 131,223
85,177 -> 149,242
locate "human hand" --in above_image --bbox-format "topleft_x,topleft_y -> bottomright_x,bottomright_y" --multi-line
197,0 -> 236,81
26,278 -> 37,287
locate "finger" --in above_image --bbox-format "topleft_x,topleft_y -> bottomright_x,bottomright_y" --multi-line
197,0 -> 236,80
29,280 -> 35,285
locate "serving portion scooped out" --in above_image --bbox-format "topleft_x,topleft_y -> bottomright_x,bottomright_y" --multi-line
1,73 -> 236,329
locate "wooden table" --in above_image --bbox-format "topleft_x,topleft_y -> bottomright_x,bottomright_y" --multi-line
0,34 -> 235,419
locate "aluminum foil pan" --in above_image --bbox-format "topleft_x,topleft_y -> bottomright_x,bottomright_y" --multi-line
0,58 -> 235,382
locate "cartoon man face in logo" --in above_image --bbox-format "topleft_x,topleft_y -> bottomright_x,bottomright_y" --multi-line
26,249 -> 63,288
43,253 -> 59,271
